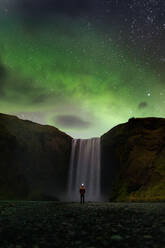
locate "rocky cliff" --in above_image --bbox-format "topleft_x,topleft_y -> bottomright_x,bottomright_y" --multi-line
101,117 -> 165,202
0,113 -> 72,200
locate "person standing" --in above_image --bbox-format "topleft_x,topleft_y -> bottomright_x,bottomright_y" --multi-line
80,184 -> 85,204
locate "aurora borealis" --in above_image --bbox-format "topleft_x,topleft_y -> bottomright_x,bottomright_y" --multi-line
0,0 -> 165,138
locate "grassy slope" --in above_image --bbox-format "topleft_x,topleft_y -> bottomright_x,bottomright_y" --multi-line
101,117 -> 165,202
0,113 -> 72,200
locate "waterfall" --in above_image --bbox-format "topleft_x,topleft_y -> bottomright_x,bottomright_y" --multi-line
67,138 -> 101,202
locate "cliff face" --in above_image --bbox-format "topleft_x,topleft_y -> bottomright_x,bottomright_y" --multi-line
101,117 -> 165,202
0,113 -> 72,200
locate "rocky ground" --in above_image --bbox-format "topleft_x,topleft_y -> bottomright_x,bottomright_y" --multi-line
0,201 -> 164,248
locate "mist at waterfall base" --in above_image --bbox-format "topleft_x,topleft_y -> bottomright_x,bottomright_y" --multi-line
67,138 -> 102,202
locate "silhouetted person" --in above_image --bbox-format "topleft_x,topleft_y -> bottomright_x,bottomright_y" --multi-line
80,184 -> 85,204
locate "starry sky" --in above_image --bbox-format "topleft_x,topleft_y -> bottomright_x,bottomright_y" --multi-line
0,0 -> 165,138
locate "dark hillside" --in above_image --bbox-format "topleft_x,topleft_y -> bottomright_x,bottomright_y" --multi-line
101,117 -> 165,201
0,113 -> 72,200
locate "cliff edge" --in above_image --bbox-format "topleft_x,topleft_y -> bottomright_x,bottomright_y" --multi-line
0,113 -> 72,200
101,117 -> 165,201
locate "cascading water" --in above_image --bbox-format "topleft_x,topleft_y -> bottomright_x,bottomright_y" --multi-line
67,138 -> 101,202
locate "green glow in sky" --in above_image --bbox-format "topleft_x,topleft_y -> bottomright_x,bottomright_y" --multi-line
0,15 -> 164,138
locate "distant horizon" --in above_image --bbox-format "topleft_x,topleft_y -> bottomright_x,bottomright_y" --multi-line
1,111 -> 165,139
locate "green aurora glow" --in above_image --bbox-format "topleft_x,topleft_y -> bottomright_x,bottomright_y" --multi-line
0,14 -> 164,138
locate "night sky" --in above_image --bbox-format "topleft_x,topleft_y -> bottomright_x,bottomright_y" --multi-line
0,0 -> 165,138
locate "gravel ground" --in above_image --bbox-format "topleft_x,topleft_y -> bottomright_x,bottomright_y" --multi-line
0,201 -> 164,248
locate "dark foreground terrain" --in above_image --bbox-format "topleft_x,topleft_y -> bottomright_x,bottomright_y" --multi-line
0,201 -> 164,248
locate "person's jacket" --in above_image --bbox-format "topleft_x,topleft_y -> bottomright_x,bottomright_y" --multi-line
80,186 -> 85,195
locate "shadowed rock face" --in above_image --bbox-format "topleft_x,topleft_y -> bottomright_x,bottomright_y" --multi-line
0,113 -> 72,200
101,117 -> 165,202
